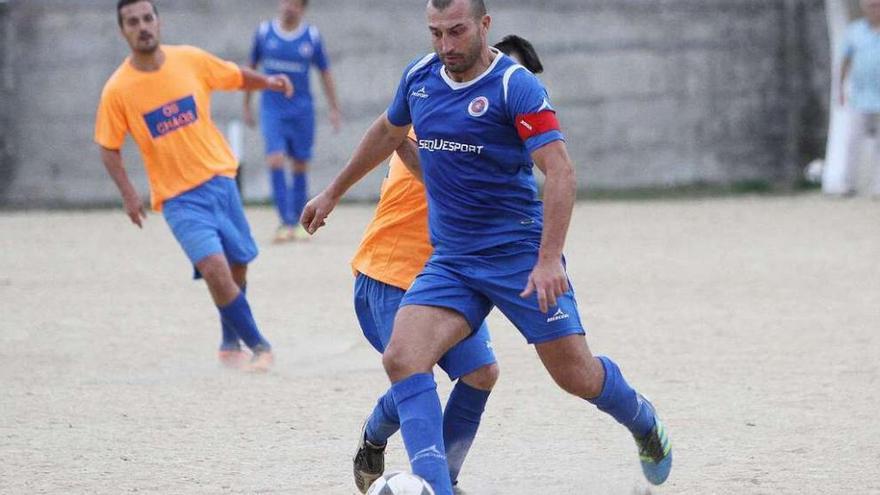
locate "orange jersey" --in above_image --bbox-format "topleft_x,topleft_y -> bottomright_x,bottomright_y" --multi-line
95,45 -> 244,210
351,137 -> 432,291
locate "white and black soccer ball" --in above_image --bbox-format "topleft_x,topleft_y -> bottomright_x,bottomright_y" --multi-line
804,159 -> 824,185
366,471 -> 435,495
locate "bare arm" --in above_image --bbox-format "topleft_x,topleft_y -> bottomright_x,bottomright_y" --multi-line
320,70 -> 342,132
839,56 -> 852,107
99,146 -> 146,228
240,66 -> 293,98
395,136 -> 422,181
301,113 -> 410,233
242,62 -> 259,128
520,140 -> 577,313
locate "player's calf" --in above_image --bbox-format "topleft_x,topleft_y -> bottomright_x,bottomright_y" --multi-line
535,334 -> 604,398
536,336 -> 672,484
198,255 -> 272,365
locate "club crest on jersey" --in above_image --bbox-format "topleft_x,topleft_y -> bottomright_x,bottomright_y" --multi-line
468,96 -> 490,117
143,95 -> 198,139
298,43 -> 313,58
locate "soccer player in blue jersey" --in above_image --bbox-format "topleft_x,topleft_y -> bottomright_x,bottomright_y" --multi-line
350,36 -> 544,494
302,1 -> 673,493
244,0 -> 342,242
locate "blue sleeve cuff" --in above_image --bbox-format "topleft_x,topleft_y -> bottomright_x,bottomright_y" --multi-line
386,108 -> 411,128
524,130 -> 565,155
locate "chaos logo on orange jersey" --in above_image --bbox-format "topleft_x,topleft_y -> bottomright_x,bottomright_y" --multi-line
144,95 -> 199,138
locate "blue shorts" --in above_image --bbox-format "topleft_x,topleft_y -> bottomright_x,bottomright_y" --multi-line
401,242 -> 586,345
163,176 -> 258,271
354,273 -> 496,381
260,111 -> 315,162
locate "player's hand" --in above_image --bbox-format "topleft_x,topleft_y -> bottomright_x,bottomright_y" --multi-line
268,74 -> 294,98
520,257 -> 570,313
243,105 -> 256,128
328,108 -> 342,133
122,191 -> 147,229
300,190 -> 337,235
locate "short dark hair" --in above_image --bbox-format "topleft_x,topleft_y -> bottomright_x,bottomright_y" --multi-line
117,0 -> 157,28
429,0 -> 487,19
494,35 -> 543,74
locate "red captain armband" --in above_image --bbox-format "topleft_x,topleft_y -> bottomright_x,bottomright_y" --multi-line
515,110 -> 560,141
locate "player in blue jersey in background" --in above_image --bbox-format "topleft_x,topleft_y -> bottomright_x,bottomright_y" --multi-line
302,1 -> 673,493
244,0 -> 342,242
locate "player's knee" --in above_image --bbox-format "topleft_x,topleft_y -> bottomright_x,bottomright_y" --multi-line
267,154 -> 286,169
461,363 -> 499,391
291,160 -> 308,173
382,343 -> 421,382
196,255 -> 226,281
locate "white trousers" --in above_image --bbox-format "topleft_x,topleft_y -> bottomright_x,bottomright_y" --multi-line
823,110 -> 880,195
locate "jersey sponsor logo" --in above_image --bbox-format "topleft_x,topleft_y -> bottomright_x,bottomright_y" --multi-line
263,58 -> 307,73
411,86 -> 430,99
468,96 -> 490,117
547,308 -> 570,323
144,95 -> 199,139
418,138 -> 484,155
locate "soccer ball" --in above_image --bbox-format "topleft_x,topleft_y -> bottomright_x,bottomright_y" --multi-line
366,471 -> 435,495
804,159 -> 824,185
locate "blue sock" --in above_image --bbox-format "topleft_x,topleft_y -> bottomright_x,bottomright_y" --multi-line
443,381 -> 490,485
270,168 -> 291,225
588,356 -> 655,438
391,373 -> 453,495
219,286 -> 246,351
290,171 -> 308,226
366,390 -> 400,446
218,292 -> 270,352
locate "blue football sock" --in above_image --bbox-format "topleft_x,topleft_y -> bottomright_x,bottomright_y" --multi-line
290,171 -> 308,226
218,292 -> 270,352
443,381 -> 490,485
588,356 -> 656,438
269,168 -> 291,225
220,320 -> 239,350
366,390 -> 400,446
219,285 -> 246,350
391,373 -> 453,495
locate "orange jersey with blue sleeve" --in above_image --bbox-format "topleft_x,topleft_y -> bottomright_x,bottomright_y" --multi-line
95,45 -> 244,210
351,134 -> 432,291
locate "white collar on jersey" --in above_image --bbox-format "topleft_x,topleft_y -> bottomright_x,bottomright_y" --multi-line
440,47 -> 504,90
272,19 -> 308,41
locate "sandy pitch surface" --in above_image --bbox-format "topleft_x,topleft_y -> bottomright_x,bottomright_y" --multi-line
1,195 -> 878,494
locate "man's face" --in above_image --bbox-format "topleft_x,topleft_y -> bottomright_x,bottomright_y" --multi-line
863,0 -> 880,22
427,0 -> 490,74
119,1 -> 160,54
279,0 -> 305,25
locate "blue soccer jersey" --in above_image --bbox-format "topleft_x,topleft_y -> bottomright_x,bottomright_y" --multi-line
249,20 -> 329,118
386,50 -> 564,255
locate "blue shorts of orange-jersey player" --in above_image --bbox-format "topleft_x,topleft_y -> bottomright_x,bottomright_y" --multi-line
162,176 -> 259,271
354,273 -> 496,381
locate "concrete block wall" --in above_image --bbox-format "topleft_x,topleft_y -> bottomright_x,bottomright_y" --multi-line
1,0 -> 830,207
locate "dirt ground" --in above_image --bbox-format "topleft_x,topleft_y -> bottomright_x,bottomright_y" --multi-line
1,194 -> 878,494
